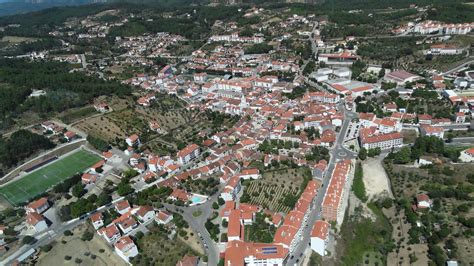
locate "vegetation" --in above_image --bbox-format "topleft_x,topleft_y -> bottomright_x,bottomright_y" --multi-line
0,129 -> 54,172
244,43 -> 273,54
245,212 -> 276,243
352,162 -> 368,202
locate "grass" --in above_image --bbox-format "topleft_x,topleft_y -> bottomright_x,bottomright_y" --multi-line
58,106 -> 97,124
339,203 -> 393,265
352,162 -> 368,202
0,149 -> 101,206
192,210 -> 202,217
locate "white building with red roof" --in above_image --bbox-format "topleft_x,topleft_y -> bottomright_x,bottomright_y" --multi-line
416,194 -> 432,209
115,200 -> 131,215
114,236 -> 138,262
177,143 -> 200,165
26,212 -> 48,233
225,240 -> 288,266
459,147 -> 474,162
359,127 -> 403,150
311,220 -> 330,256
155,210 -> 173,224
90,212 -> 104,230
239,168 -> 261,180
26,197 -> 49,214
221,175 -> 241,201
419,124 -> 444,139
98,224 -> 121,243
125,134 -> 141,147
135,206 -> 155,223
322,160 -> 352,224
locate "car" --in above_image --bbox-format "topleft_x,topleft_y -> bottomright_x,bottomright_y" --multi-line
290,255 -> 294,259
296,259 -> 300,263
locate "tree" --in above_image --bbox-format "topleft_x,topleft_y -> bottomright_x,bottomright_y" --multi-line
212,202 -> 219,210
378,68 -> 386,78
81,230 -> 94,241
358,148 -> 367,160
72,182 -> 85,198
22,235 -> 36,245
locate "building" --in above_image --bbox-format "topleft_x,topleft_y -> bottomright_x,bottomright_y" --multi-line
321,160 -> 351,223
177,144 -> 200,165
155,210 -> 173,224
317,52 -> 360,65
239,168 -> 261,180
359,128 -> 403,150
385,70 -> 422,85
310,220 -> 330,256
115,200 -> 131,215
98,224 -> 121,243
90,212 -> 104,230
416,194 -> 432,209
125,134 -> 141,147
221,175 -> 241,201
114,236 -> 138,262
26,212 -> 48,233
135,206 -> 155,223
419,125 -> 444,139
459,147 -> 474,162
176,255 -> 199,266
429,44 -> 462,55
225,240 -> 288,266
26,197 -> 49,214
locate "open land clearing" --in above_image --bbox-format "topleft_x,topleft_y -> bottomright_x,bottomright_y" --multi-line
362,158 -> 393,200
36,224 -> 125,266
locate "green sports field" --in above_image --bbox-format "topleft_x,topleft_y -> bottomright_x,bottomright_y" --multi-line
0,149 -> 101,206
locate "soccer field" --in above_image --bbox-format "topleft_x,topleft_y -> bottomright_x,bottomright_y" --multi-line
0,149 -> 101,206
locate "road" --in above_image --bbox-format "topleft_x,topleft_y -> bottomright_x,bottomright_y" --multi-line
164,191 -> 221,265
441,58 -> 474,75
286,102 -> 357,266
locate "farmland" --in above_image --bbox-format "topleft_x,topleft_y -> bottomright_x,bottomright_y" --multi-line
240,167 -> 311,213
0,149 -> 101,206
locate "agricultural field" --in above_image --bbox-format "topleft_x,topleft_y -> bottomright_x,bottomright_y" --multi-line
57,106 -> 97,124
383,161 -> 474,266
75,94 -> 238,154
240,167 -> 311,213
0,149 -> 101,206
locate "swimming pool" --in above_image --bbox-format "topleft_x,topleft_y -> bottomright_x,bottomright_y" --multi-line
191,195 -> 203,204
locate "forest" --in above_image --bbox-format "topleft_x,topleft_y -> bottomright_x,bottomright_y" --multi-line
0,59 -> 131,130
0,130 -> 55,175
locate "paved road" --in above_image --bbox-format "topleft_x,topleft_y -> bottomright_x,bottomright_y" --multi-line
164,189 -> 222,265
286,102 -> 357,266
441,58 -> 474,75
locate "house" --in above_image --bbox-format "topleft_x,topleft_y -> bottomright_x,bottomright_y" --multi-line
26,212 -> 48,233
115,200 -> 131,215
321,160 -> 351,224
94,102 -> 110,113
82,172 -> 99,184
155,210 -> 173,224
176,255 -> 199,266
114,236 -> 138,262
26,197 -> 49,214
385,70 -> 422,85
418,114 -> 432,125
117,216 -> 138,235
221,175 -> 241,201
98,224 -> 121,243
310,220 -> 330,256
135,206 -> 155,223
177,144 -> 200,165
90,212 -> 104,230
125,134 -> 141,147
169,188 -> 190,202
239,168 -> 261,180
429,44 -> 462,55
317,51 -> 359,65
90,160 -> 105,173
64,131 -> 76,141
420,125 -> 444,139
459,147 -> 474,162
455,112 -> 466,123
416,194 -> 432,209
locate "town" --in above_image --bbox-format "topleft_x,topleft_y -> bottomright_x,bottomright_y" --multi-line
0,1 -> 473,266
